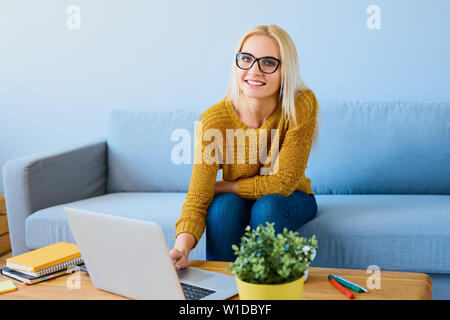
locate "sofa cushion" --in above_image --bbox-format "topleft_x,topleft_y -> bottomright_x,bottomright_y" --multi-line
106,109 -> 202,193
428,273 -> 450,300
305,101 -> 450,194
25,192 -> 206,260
26,192 -> 449,274
297,194 -> 450,274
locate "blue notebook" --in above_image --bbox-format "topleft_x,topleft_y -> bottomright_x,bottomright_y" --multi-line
1,265 -> 84,285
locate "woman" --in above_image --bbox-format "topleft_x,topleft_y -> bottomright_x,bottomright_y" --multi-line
170,24 -> 319,269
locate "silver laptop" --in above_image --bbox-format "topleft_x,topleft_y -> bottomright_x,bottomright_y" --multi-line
64,207 -> 238,300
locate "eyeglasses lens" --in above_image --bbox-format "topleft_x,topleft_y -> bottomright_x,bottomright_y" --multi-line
236,53 -> 278,74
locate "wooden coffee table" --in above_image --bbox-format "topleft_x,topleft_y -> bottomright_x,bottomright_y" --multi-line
0,260 -> 432,300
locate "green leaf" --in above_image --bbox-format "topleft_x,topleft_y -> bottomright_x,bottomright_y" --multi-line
228,222 -> 318,284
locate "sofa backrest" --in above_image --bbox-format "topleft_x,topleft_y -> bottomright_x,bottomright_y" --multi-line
106,102 -> 449,194
307,101 -> 449,194
107,109 -> 202,193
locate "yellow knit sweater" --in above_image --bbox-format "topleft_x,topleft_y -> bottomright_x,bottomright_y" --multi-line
175,89 -> 318,246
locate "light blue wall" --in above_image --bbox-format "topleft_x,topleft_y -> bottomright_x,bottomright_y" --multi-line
1,0 -> 449,193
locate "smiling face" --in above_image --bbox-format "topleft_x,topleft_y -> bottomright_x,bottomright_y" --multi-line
237,34 -> 282,101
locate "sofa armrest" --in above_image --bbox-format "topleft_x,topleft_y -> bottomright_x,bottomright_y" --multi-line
2,139 -> 107,255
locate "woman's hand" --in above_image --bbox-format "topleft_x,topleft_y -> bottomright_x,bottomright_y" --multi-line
169,248 -> 189,271
214,180 -> 239,195
170,232 -> 196,270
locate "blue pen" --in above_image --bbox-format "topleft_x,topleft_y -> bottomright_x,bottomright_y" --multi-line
333,275 -> 368,293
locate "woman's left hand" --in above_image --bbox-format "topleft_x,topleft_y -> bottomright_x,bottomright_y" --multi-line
214,180 -> 239,195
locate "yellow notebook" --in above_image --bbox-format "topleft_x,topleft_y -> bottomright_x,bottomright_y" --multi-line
6,242 -> 81,273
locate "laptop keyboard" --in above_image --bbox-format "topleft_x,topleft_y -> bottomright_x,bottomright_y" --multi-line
181,282 -> 216,300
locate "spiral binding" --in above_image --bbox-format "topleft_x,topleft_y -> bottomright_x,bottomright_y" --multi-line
36,257 -> 84,277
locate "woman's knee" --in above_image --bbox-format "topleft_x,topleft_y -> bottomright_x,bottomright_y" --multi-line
250,194 -> 287,230
207,193 -> 250,226
291,191 -> 318,222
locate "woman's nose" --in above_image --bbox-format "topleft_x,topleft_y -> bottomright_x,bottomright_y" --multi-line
249,60 -> 263,75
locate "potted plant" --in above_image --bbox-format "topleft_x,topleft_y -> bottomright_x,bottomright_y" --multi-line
227,222 -> 318,300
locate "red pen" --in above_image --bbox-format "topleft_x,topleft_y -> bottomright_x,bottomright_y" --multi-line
329,278 -> 355,299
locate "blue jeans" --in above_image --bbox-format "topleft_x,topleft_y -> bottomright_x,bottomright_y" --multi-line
206,190 -> 318,261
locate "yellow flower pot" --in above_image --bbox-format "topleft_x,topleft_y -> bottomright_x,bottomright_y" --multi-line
236,275 -> 305,300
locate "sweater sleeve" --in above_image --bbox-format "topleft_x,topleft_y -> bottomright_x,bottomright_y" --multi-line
174,114 -> 220,247
237,90 -> 318,199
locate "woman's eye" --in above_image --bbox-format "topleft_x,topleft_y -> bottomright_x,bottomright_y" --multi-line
263,60 -> 275,66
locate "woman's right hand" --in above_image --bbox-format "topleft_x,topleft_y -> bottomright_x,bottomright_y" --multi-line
170,232 -> 196,270
169,248 -> 189,271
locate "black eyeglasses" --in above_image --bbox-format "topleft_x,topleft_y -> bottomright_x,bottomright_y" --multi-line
235,52 -> 281,74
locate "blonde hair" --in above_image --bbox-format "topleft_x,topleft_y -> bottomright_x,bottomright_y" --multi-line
225,24 -> 319,151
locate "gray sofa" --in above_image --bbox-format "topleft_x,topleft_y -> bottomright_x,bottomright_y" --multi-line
3,101 -> 450,299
